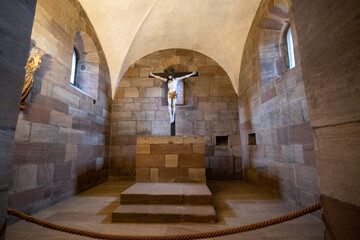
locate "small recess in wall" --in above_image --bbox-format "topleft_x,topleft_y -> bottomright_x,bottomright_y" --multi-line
248,133 -> 256,145
216,136 -> 228,146
93,99 -> 96,104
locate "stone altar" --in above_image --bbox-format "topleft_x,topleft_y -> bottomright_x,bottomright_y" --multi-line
135,136 -> 206,183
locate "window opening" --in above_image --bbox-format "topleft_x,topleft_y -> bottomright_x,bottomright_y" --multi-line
286,28 -> 295,69
70,49 -> 78,85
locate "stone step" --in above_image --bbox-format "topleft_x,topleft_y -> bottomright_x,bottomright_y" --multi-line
112,204 -> 216,223
120,183 -> 213,205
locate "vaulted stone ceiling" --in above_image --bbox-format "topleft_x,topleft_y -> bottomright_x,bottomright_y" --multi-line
78,0 -> 261,97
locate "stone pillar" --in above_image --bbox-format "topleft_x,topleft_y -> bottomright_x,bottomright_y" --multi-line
292,0 -> 360,238
0,0 -> 37,239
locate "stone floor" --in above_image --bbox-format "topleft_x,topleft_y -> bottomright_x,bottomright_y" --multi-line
6,180 -> 324,240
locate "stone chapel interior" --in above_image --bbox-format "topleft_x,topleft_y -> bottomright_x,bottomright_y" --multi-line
0,0 -> 359,239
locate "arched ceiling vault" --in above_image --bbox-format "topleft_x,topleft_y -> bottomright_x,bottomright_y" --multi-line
78,0 -> 262,98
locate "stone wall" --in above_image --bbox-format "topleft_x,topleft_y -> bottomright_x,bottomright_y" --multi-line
292,0 -> 360,238
0,0 -> 38,238
111,49 -> 241,180
136,136 -> 206,183
8,0 -> 112,217
238,0 -> 320,209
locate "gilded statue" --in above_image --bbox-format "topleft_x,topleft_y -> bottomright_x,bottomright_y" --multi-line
20,54 -> 41,109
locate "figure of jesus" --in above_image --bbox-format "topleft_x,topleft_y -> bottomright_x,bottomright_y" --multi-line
149,71 -> 198,123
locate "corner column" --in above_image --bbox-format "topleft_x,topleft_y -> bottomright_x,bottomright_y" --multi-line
0,0 -> 38,239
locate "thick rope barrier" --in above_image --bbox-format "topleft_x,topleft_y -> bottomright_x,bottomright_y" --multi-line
7,202 -> 321,240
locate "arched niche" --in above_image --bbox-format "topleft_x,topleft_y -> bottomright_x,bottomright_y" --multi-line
72,31 -> 100,99
111,48 -> 241,181
259,3 -> 292,87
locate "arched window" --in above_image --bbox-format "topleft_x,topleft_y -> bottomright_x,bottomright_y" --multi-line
259,4 -> 297,87
70,48 -> 78,85
70,31 -> 100,99
286,28 -> 295,69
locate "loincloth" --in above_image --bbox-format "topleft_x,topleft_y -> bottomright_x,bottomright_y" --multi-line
168,91 -> 177,99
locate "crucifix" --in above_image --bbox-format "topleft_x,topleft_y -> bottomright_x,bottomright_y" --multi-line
149,71 -> 199,136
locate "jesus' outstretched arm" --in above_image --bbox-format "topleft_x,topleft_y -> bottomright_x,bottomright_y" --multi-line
149,72 -> 167,82
176,71 -> 198,81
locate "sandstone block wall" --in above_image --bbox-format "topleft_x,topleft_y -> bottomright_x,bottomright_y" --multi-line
111,49 -> 241,180
8,0 -> 112,217
238,0 -> 320,209
136,136 -> 206,183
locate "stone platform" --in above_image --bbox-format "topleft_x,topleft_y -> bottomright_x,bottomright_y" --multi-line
112,183 -> 216,223
112,136 -> 216,223
119,182 -> 213,205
